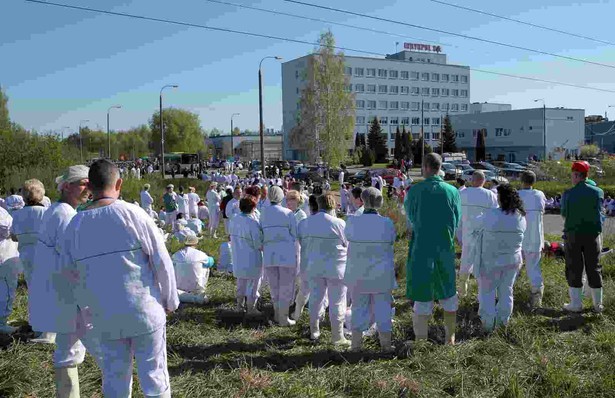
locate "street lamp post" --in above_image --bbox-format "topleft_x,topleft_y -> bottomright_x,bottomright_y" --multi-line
259,56 -> 282,178
160,84 -> 179,175
231,113 -> 240,160
107,105 -> 122,159
534,99 -> 546,161
78,119 -> 89,164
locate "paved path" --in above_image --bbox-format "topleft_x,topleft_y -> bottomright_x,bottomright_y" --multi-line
543,214 -> 615,236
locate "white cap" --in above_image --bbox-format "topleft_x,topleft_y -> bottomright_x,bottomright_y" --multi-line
56,165 -> 89,191
5,195 -> 25,210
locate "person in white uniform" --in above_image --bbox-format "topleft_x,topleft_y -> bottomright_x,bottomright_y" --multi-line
458,171 -> 498,296
206,182 -> 222,238
340,184 -> 349,214
257,185 -> 270,211
470,184 -> 526,331
261,186 -> 298,326
229,195 -> 264,315
187,187 -> 201,219
344,187 -> 396,352
350,187 -> 364,216
140,183 -> 154,216
197,200 -> 209,225
298,193 -> 349,346
0,207 -> 20,334
218,238 -> 233,274
162,184 -> 178,227
225,186 -> 242,224
285,190 -> 309,320
177,186 -> 190,219
5,194 -> 25,214
30,165 -> 103,396
61,159 -> 179,398
518,171 -> 547,308
172,234 -> 213,304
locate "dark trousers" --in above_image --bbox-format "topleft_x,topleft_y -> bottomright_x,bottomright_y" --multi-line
564,232 -> 602,289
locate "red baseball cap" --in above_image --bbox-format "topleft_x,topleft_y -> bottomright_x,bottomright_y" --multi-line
571,161 -> 590,173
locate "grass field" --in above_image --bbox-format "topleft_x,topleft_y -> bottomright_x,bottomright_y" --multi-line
1,211 -> 614,397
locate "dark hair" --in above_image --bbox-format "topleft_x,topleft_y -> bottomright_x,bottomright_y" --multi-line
497,184 -> 526,216
520,170 -> 536,185
245,186 -> 259,197
89,159 -> 119,192
225,188 -> 233,195
351,186 -> 363,200
176,212 -> 184,220
308,194 -> 319,215
456,178 -> 465,186
179,186 -> 184,193
291,182 -> 302,191
240,195 -> 257,213
312,186 -> 323,196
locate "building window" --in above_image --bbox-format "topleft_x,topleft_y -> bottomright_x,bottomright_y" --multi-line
411,87 -> 420,95
367,68 -> 376,77
411,102 -> 420,111
355,68 -> 364,77
297,102 -> 301,110
441,74 -> 449,82
390,85 -> 399,94
401,71 -> 409,80
367,84 -> 376,93
421,72 -> 430,81
411,71 -> 419,80
389,70 -> 398,79
460,90 -> 468,98
461,75 -> 468,83
401,117 -> 410,125
390,117 -> 399,125
423,102 -> 430,111
401,86 -> 409,95
425,133 -> 430,139
431,73 -> 439,82
390,101 -> 399,110
378,69 -> 388,78
567,116 -> 574,121
504,128 -> 512,136
451,104 -> 459,112
432,88 -> 439,97
295,70 -> 299,79
441,88 -> 449,97
412,117 -> 420,125
433,132 -> 440,140
367,100 -> 376,109
424,118 -> 430,125
356,116 -> 365,124
296,87 -> 299,94
452,74 -> 459,83
378,85 -> 388,94
380,116 -> 388,125
412,133 -> 419,139
432,103 -> 440,111
379,100 -> 388,109
461,104 -> 468,112
356,100 -> 365,109
421,87 -> 430,96
401,101 -> 409,110
432,117 -> 440,125
442,103 -> 450,111
344,66 -> 352,76
452,89 -> 459,97
355,84 -> 364,93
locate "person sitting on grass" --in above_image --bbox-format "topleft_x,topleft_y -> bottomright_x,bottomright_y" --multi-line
218,236 -> 233,274
172,234 -> 213,304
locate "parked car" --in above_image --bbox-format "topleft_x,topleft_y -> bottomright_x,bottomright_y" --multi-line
441,162 -> 462,180
347,169 -> 369,185
347,168 -> 397,186
456,164 -> 475,173
461,170 -> 508,184
290,166 -> 324,183
469,162 -> 500,174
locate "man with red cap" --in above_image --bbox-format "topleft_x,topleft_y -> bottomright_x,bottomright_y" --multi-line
561,161 -> 604,313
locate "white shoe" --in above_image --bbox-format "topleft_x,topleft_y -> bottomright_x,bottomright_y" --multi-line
332,321 -> 350,347
277,305 -> 296,327
310,320 -> 321,341
590,288 -> 604,313
563,287 -> 583,313
29,332 -> 56,344
55,366 -> 80,398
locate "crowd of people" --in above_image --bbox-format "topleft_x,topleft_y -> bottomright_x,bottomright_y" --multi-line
0,155 -> 606,397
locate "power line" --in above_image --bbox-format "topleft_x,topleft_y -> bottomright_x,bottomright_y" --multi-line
429,0 -> 615,46
282,0 -> 615,70
23,0 -> 615,94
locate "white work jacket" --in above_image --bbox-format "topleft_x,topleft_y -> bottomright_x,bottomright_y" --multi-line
188,192 -> 200,216
460,187 -> 498,236
260,204 -> 297,268
172,246 -> 210,293
229,213 -> 263,279
344,212 -> 396,293
177,194 -> 189,216
519,189 -> 546,253
218,241 -> 233,271
225,198 -> 240,219
297,211 -> 347,280
206,190 -> 221,212
197,205 -> 209,221
11,205 -> 47,266
61,201 -> 179,340
140,190 -> 154,212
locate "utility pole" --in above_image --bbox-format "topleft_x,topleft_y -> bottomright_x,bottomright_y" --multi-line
421,99 -> 425,176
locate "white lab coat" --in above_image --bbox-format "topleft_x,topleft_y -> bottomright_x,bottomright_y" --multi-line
172,246 -> 211,293
344,213 -> 396,293
257,198 -> 271,212
186,218 -> 204,235
61,201 -> 179,340
140,190 -> 154,213
218,241 -> 233,273
229,213 -> 263,279
225,198 -> 240,219
354,206 -> 365,217
518,189 -> 546,253
29,202 -> 78,333
0,207 -> 19,320
11,205 -> 47,281
187,192 -> 200,218
339,171 -> 345,185
297,211 -> 347,280
197,205 -> 209,221
177,194 -> 190,217
261,204 -> 298,268
459,187 -> 498,274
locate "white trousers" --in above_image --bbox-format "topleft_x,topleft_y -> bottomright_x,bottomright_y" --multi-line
265,267 -> 296,307
413,295 -> 459,315
309,278 -> 347,329
522,251 -> 543,291
208,208 -> 220,232
477,264 -> 520,330
54,310 -> 103,369
0,258 -> 20,319
236,277 -> 262,305
101,327 -> 170,398
459,238 -> 474,275
351,292 -> 392,333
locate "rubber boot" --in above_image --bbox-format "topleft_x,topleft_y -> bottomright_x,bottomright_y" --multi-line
458,273 -> 470,297
278,305 -> 296,327
412,313 -> 430,341
146,387 -> 171,398
582,272 -> 591,299
331,319 -> 350,347
55,366 -> 80,398
591,288 -> 604,313
563,287 -> 583,313
350,332 -> 363,352
30,331 -> 56,344
0,317 -> 17,334
292,293 -> 307,321
378,331 -> 394,353
443,311 -> 456,345
310,319 -> 321,341
530,286 -> 544,309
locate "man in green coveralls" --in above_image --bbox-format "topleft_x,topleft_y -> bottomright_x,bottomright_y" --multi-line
405,153 -> 461,344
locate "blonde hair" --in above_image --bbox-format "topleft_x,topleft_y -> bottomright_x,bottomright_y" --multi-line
286,190 -> 304,206
317,193 -> 336,211
23,179 -> 45,205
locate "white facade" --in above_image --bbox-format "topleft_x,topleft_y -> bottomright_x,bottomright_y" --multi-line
449,108 -> 585,162
282,50 -> 471,160
470,102 -> 512,114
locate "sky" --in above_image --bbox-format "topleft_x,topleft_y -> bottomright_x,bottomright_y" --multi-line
1,0 -> 614,135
